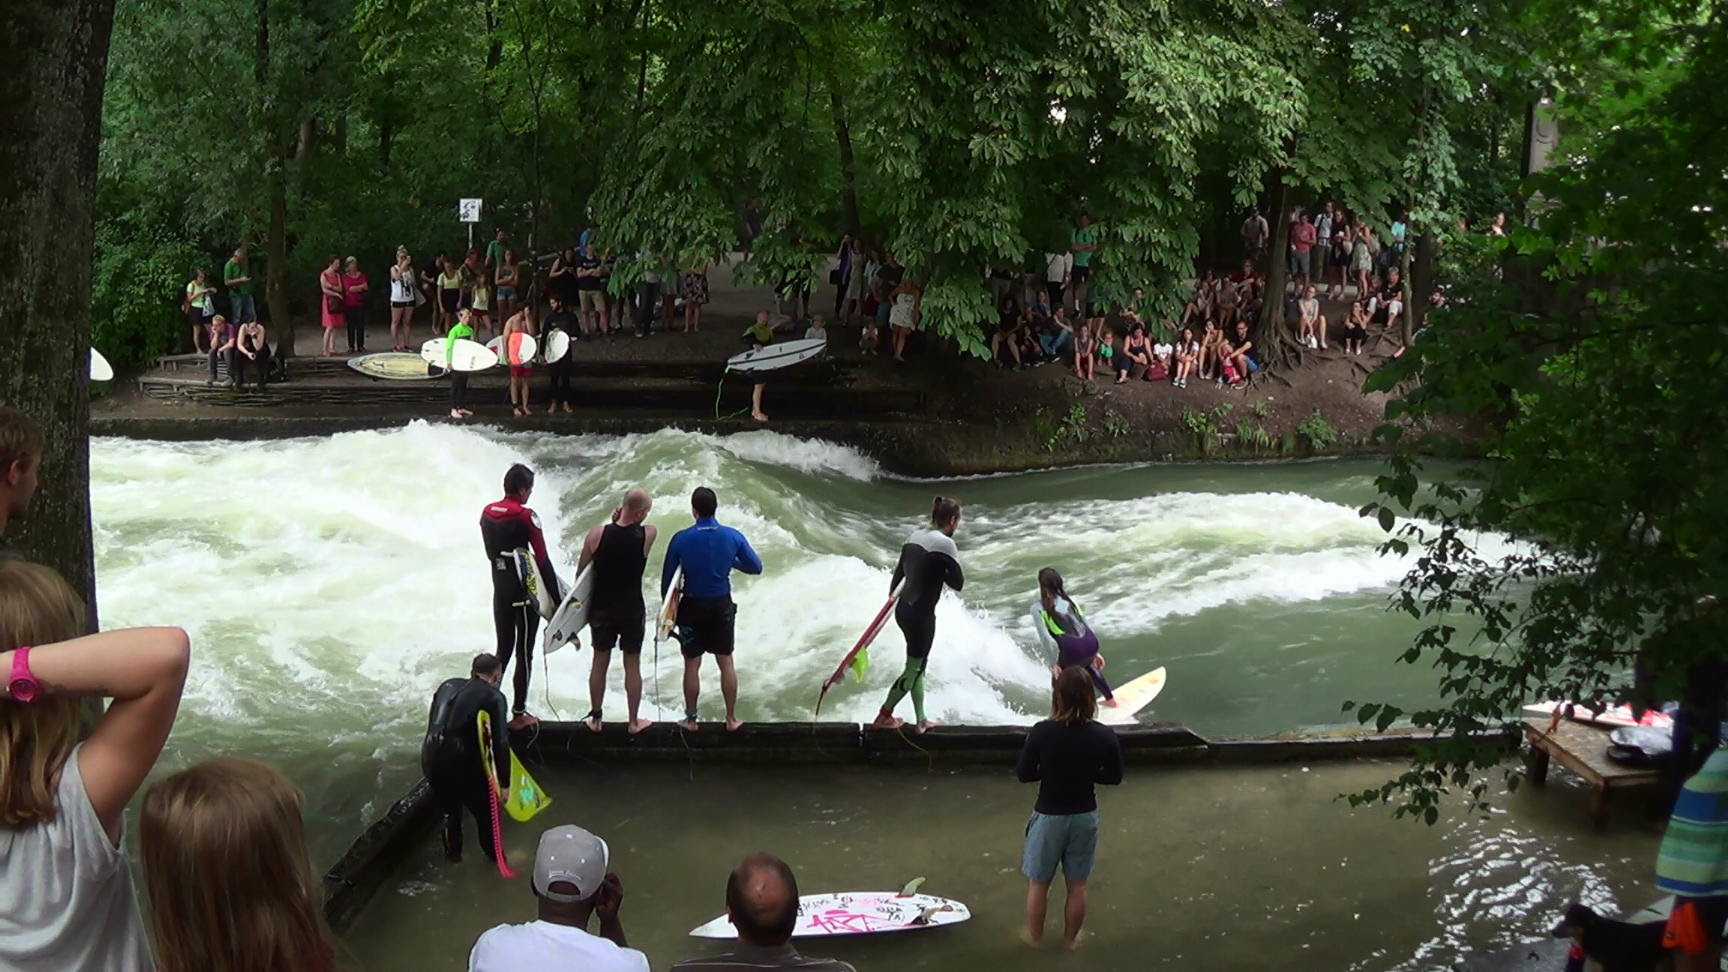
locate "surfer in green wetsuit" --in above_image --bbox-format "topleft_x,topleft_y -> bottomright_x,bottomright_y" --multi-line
446,308 -> 477,420
872,496 -> 964,734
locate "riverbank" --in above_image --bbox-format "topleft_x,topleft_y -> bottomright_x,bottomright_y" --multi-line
97,259 -> 1429,475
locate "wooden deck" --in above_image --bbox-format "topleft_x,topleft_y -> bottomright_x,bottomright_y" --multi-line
1523,717 -> 1664,825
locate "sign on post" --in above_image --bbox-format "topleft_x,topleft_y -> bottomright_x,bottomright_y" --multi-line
458,198 -> 484,223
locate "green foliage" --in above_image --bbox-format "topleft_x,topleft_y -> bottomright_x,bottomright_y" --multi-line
91,200 -> 205,366
1351,0 -> 1728,820
1296,410 -> 1338,449
1235,421 -> 1273,451
1179,402 -> 1234,440
1102,408 -> 1130,439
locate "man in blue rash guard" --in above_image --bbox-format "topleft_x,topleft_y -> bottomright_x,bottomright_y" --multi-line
661,487 -> 762,732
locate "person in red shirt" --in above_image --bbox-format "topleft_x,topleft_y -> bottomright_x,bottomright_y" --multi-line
480,464 -> 564,728
1289,214 -> 1318,293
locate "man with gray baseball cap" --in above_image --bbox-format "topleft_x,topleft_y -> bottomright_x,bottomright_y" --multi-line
469,825 -> 649,971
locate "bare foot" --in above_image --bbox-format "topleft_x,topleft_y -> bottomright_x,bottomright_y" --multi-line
870,714 -> 905,730
512,408 -> 525,417
676,718 -> 699,732
561,403 -> 573,414
508,712 -> 539,730
627,718 -> 653,734
1064,932 -> 1087,951
449,410 -> 465,420
916,720 -> 939,734
1018,929 -> 1042,949
725,718 -> 744,732
584,715 -> 602,733
751,412 -> 768,423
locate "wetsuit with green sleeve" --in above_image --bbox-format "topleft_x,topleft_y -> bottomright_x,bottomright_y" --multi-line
879,529 -> 963,724
1031,596 -> 1113,700
446,320 -> 476,409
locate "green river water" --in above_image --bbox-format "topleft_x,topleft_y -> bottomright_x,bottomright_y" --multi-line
90,425 -> 1658,969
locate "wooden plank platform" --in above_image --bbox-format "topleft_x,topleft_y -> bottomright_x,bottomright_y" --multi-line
1523,717 -> 1664,825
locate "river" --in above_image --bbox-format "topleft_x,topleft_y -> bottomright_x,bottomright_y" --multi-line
90,425 -> 1653,968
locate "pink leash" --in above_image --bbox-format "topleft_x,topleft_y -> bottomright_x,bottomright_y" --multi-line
487,777 -> 515,878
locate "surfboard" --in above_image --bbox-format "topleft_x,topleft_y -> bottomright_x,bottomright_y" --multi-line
690,891 -> 970,939
1097,666 -> 1167,727
486,332 -> 539,366
542,564 -> 595,656
474,710 -> 517,878
726,337 -> 826,373
90,348 -> 114,382
512,547 -> 559,621
816,578 -> 906,716
543,329 -> 571,364
420,337 -> 498,373
1523,700 -> 1673,730
347,352 -> 437,380
655,566 -> 684,644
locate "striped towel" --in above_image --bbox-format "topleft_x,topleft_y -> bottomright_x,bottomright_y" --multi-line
1658,749 -> 1728,896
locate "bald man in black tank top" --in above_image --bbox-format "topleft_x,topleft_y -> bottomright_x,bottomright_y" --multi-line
578,489 -> 659,733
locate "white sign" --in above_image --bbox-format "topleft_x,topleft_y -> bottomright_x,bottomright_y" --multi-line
458,198 -> 483,223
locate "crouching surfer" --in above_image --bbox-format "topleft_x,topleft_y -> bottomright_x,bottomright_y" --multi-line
423,653 -> 512,862
1031,568 -> 1116,707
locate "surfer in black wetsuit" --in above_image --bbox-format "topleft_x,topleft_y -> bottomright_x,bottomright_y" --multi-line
422,653 -> 512,862
481,463 -> 562,729
577,489 -> 659,735
872,496 -> 964,735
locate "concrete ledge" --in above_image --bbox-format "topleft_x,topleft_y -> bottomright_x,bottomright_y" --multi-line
322,779 -> 436,933
523,720 -> 863,762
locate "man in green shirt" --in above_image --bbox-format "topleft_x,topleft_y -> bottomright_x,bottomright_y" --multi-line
447,309 -> 477,420
223,247 -> 255,323
486,229 -> 509,270
1067,213 -> 1098,317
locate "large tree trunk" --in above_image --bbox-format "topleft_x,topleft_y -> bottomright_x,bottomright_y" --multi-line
0,0 -> 117,608
258,0 -> 294,358
829,87 -> 861,236
1258,174 -> 1293,366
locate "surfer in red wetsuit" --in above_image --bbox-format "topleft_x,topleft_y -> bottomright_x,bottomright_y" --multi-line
481,463 -> 562,728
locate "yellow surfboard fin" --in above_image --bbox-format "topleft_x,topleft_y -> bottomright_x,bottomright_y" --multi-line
849,649 -> 870,682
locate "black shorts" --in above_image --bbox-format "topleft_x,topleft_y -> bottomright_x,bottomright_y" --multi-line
675,596 -> 736,659
590,617 -> 645,655
391,299 -> 414,308
1071,264 -> 1091,283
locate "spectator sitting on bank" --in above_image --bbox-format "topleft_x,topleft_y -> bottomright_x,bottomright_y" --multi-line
1172,326 -> 1200,388
207,316 -> 237,387
1344,299 -> 1370,356
1073,323 -> 1097,381
1198,319 -> 1223,381
1369,267 -> 1404,332
1115,322 -> 1151,384
1220,320 -> 1258,388
991,295 -> 1030,369
671,853 -> 857,972
1297,284 -> 1327,350
469,825 -> 648,972
1180,270 -> 1215,328
804,315 -> 828,341
0,560 -> 191,972
1038,306 -> 1075,362
140,758 -> 339,972
235,318 -> 271,393
1150,334 -> 1174,383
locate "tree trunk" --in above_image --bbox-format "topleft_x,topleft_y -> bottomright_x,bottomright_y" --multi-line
1406,229 -> 1436,343
257,0 -> 293,359
829,87 -> 861,236
0,0 -> 117,609
1258,173 -> 1293,366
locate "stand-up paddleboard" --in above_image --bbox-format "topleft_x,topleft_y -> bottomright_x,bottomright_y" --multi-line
543,329 -> 571,363
543,565 -> 594,656
690,890 -> 970,939
420,336 -> 498,373
1523,700 -> 1673,730
486,332 -> 538,366
817,578 -> 906,716
512,547 -> 559,621
726,338 -> 826,373
656,566 -> 684,644
347,352 -> 437,380
90,348 -> 115,382
1097,666 -> 1167,727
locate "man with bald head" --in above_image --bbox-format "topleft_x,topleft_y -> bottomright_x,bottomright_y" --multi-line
671,854 -> 856,971
577,489 -> 658,733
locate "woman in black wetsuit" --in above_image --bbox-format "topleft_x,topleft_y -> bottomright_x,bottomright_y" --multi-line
872,496 -> 964,734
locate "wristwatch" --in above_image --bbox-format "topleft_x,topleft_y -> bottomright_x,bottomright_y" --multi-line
7,647 -> 39,703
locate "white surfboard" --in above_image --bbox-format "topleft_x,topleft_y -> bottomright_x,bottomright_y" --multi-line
90,348 -> 115,382
655,566 -> 684,644
486,332 -> 539,366
1097,666 -> 1167,727
542,565 -> 595,655
1523,700 -> 1673,730
543,329 -> 571,364
420,337 -> 498,373
512,548 -> 559,621
726,337 -> 826,373
347,352 -> 436,380
691,891 -> 969,939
